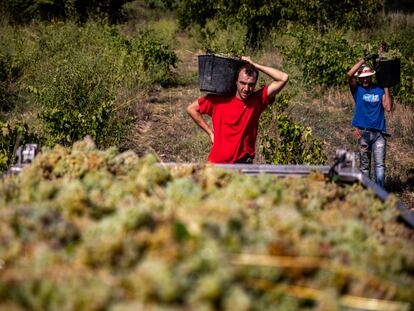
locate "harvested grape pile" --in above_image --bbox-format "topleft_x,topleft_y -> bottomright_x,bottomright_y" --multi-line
0,138 -> 413,311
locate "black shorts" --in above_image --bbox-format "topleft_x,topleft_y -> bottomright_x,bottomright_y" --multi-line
234,153 -> 254,164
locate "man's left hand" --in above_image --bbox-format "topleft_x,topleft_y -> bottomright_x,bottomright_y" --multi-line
241,56 -> 254,65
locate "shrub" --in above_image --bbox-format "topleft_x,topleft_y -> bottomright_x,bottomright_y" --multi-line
386,28 -> 414,104
393,57 -> 414,104
277,27 -> 365,87
0,21 -> 179,148
0,0 -> 130,24
29,22 -> 133,147
173,0 -> 383,47
176,0 -> 216,30
0,121 -> 38,172
129,29 -> 179,86
32,22 -> 178,147
193,19 -> 247,55
0,25 -> 38,112
259,95 -> 327,165
356,25 -> 414,105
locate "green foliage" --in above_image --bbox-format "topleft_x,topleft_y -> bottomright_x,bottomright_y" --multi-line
30,22 -> 133,147
259,95 -> 327,165
0,21 -> 179,148
175,0 -> 383,47
393,57 -> 414,104
277,25 -> 413,104
0,121 -> 37,172
146,0 -> 178,10
0,0 -> 130,24
131,29 -> 179,86
279,27 -> 364,87
0,0 -> 67,22
280,0 -> 382,29
177,0 -> 217,30
385,28 -> 414,104
0,25 -> 38,112
194,19 -> 247,55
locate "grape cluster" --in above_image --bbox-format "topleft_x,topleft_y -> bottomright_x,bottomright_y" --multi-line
0,138 -> 413,310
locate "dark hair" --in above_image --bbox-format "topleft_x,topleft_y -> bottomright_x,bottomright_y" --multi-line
237,63 -> 259,80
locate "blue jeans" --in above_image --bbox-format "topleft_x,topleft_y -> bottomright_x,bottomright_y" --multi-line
357,129 -> 386,187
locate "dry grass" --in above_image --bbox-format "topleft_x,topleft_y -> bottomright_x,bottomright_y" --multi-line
383,12 -> 414,32
388,102 -> 414,144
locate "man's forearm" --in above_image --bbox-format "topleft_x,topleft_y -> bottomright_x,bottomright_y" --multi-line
254,63 -> 288,82
348,58 -> 365,77
186,102 -> 214,143
190,112 -> 213,137
383,87 -> 392,112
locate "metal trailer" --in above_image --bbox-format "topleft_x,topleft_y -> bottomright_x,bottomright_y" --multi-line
2,145 -> 413,228
162,150 -> 414,228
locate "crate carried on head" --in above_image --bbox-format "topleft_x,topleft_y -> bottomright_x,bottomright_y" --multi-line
198,54 -> 246,96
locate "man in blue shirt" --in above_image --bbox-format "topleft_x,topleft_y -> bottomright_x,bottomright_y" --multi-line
347,55 -> 392,187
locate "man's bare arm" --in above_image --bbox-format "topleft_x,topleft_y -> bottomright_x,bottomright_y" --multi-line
241,56 -> 288,102
383,87 -> 392,112
347,58 -> 365,93
186,100 -> 214,144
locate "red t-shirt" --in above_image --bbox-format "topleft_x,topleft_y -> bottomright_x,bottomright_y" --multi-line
199,86 -> 270,163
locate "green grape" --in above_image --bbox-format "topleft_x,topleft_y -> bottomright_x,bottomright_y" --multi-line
0,137 -> 413,310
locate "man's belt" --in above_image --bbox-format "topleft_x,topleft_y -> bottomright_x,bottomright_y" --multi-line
356,127 -> 390,137
356,127 -> 379,132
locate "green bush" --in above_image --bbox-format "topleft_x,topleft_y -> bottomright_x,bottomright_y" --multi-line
259,95 -> 327,165
191,19 -> 247,55
130,29 -> 179,86
0,121 -> 37,172
277,24 -> 413,103
0,25 -> 38,112
386,28 -> 414,104
0,0 -> 130,24
173,0 -> 383,47
280,0 -> 382,29
278,27 -> 365,87
393,57 -> 414,104
0,21 -> 179,148
176,0 -> 217,30
30,22 -> 178,147
29,22 -> 132,147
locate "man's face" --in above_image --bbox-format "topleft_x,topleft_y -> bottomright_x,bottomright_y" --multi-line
359,76 -> 372,87
236,69 -> 257,101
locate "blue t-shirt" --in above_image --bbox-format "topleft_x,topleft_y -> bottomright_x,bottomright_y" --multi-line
351,84 -> 386,132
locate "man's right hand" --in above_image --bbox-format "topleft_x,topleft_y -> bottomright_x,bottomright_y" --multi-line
209,132 -> 214,145
363,53 -> 379,61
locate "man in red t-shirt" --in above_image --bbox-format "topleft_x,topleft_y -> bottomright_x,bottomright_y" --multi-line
186,56 -> 289,163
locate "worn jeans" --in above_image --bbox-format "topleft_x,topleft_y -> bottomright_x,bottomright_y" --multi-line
357,129 -> 386,188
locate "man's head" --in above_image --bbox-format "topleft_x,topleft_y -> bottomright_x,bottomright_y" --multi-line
236,63 -> 258,101
355,65 -> 375,87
